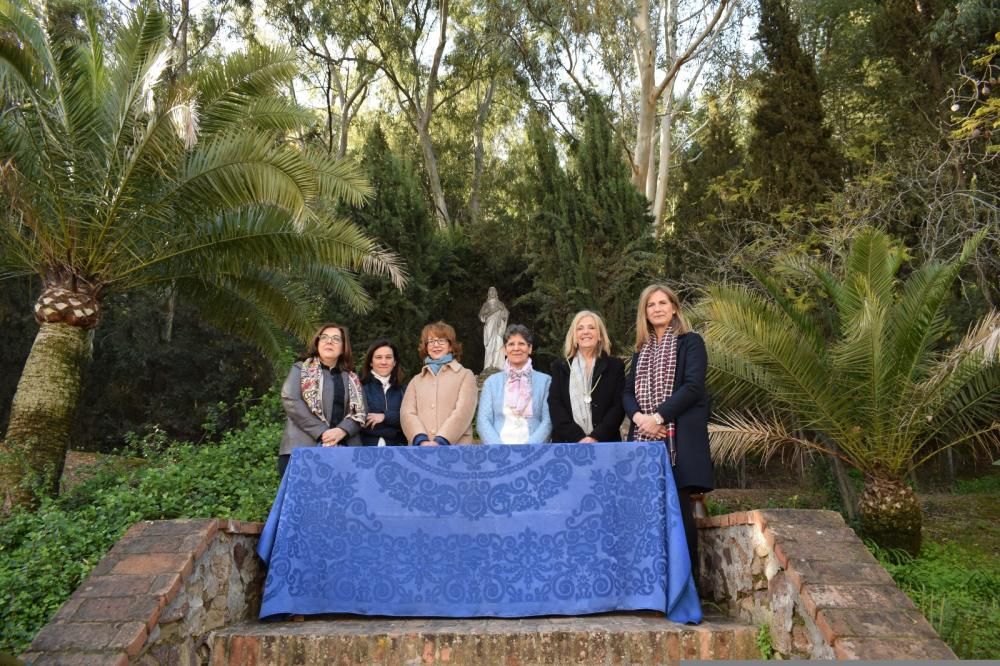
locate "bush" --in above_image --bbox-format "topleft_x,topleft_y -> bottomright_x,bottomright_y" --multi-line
872,541 -> 1000,659
0,390 -> 283,655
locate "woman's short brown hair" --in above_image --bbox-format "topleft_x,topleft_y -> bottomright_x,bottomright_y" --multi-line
417,321 -> 462,361
305,322 -> 353,371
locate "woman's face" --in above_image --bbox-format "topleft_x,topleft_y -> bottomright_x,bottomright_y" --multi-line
370,345 -> 396,377
317,327 -> 343,366
425,334 -> 452,360
574,316 -> 599,354
504,334 -> 532,369
645,290 -> 676,331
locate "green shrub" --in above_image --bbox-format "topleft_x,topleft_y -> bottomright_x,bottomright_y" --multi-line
871,541 -> 1000,659
0,390 -> 283,655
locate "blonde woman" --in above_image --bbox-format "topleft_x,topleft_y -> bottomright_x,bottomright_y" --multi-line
547,311 -> 625,443
624,285 -> 714,580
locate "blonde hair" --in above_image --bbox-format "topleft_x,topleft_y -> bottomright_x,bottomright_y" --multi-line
563,310 -> 612,359
633,284 -> 691,350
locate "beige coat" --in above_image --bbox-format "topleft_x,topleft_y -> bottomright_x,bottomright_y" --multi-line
401,360 -> 479,444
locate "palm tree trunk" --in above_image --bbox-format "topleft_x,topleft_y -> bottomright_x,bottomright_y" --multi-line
858,475 -> 922,556
0,322 -> 88,510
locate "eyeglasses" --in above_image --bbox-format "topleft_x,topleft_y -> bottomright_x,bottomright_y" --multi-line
318,334 -> 343,343
424,338 -> 449,346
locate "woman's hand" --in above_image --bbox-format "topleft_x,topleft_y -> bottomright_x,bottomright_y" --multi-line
633,413 -> 667,439
419,439 -> 439,446
579,436 -> 598,443
365,413 -> 386,428
321,427 -> 348,446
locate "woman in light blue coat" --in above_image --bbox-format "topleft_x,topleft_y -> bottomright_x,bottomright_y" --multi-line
477,324 -> 552,444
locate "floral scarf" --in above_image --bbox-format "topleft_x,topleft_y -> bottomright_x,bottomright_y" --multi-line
633,328 -> 678,442
505,358 -> 533,418
300,357 -> 366,426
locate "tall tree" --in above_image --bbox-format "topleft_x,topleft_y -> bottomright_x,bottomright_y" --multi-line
0,1 -> 404,508
747,0 -> 842,214
521,97 -> 659,352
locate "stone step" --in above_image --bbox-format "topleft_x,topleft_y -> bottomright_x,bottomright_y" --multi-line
211,611 -> 758,665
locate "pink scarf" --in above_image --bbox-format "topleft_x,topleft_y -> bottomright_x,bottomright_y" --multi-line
504,358 -> 533,418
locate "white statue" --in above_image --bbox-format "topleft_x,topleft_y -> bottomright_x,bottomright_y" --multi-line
479,287 -> 509,372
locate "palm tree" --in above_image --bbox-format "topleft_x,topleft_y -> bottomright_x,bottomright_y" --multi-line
701,228 -> 999,555
0,0 -> 405,509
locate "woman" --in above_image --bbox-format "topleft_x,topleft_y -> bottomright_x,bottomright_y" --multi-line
278,323 -> 367,478
401,321 -> 478,445
477,324 -> 552,444
360,339 -> 407,446
624,284 -> 714,580
548,311 -> 625,443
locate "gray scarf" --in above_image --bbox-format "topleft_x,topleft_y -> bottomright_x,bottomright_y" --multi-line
569,355 -> 594,436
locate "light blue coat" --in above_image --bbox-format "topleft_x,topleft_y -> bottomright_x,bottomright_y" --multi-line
477,370 -> 552,444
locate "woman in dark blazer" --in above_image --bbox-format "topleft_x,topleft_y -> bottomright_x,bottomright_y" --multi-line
624,284 -> 714,580
548,310 -> 626,443
360,339 -> 407,446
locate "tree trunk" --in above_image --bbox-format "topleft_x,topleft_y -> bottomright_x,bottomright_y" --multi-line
469,79 -> 496,226
858,475 -> 922,556
418,126 -> 451,228
1,322 -> 89,510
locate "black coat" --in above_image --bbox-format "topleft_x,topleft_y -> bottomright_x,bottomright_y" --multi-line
360,378 -> 407,446
623,332 -> 714,492
548,354 -> 626,442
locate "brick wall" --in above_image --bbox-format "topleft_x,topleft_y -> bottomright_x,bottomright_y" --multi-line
22,519 -> 265,666
696,509 -> 956,660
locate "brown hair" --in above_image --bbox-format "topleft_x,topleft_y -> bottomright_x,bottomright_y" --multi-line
361,338 -> 404,387
563,310 -> 613,359
305,322 -> 353,371
418,321 -> 462,361
633,284 -> 691,350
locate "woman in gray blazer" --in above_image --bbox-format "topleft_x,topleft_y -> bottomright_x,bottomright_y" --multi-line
278,322 -> 367,478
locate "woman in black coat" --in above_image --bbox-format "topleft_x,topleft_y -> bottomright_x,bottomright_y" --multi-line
548,311 -> 625,443
360,339 -> 407,446
624,284 -> 714,580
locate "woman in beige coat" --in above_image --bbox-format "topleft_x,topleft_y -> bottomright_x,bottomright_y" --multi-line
401,321 -> 478,445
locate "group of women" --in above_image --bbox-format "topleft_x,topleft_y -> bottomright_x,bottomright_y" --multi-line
279,284 -> 713,574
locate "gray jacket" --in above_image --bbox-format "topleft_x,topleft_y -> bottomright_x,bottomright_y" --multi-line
279,361 -> 365,455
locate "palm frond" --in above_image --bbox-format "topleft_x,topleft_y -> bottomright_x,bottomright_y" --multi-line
703,283 -> 849,436
709,410 -> 838,464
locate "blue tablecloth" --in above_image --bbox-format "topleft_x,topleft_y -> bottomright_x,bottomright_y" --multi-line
257,442 -> 702,623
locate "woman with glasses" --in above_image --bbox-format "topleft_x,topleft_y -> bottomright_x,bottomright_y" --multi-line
476,324 -> 552,444
359,339 -> 407,446
548,311 -> 626,443
401,321 -> 478,446
278,323 -> 367,478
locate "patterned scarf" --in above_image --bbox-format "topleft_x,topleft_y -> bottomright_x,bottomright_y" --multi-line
300,357 -> 366,426
633,328 -> 678,442
504,358 -> 533,418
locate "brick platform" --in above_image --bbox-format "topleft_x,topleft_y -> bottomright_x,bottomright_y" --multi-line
211,612 -> 758,665
21,519 -> 264,666
696,509 -> 956,660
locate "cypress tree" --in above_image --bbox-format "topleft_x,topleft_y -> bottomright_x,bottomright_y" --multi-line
748,0 -> 842,214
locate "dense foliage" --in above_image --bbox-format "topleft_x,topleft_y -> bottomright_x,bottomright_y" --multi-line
873,540 -> 1000,659
0,391 -> 282,655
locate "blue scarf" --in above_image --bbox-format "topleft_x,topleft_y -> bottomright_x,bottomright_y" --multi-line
424,353 -> 454,375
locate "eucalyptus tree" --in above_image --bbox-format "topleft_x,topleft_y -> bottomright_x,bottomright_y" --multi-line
507,0 -> 741,226
0,0 -> 404,509
702,228 -> 999,555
